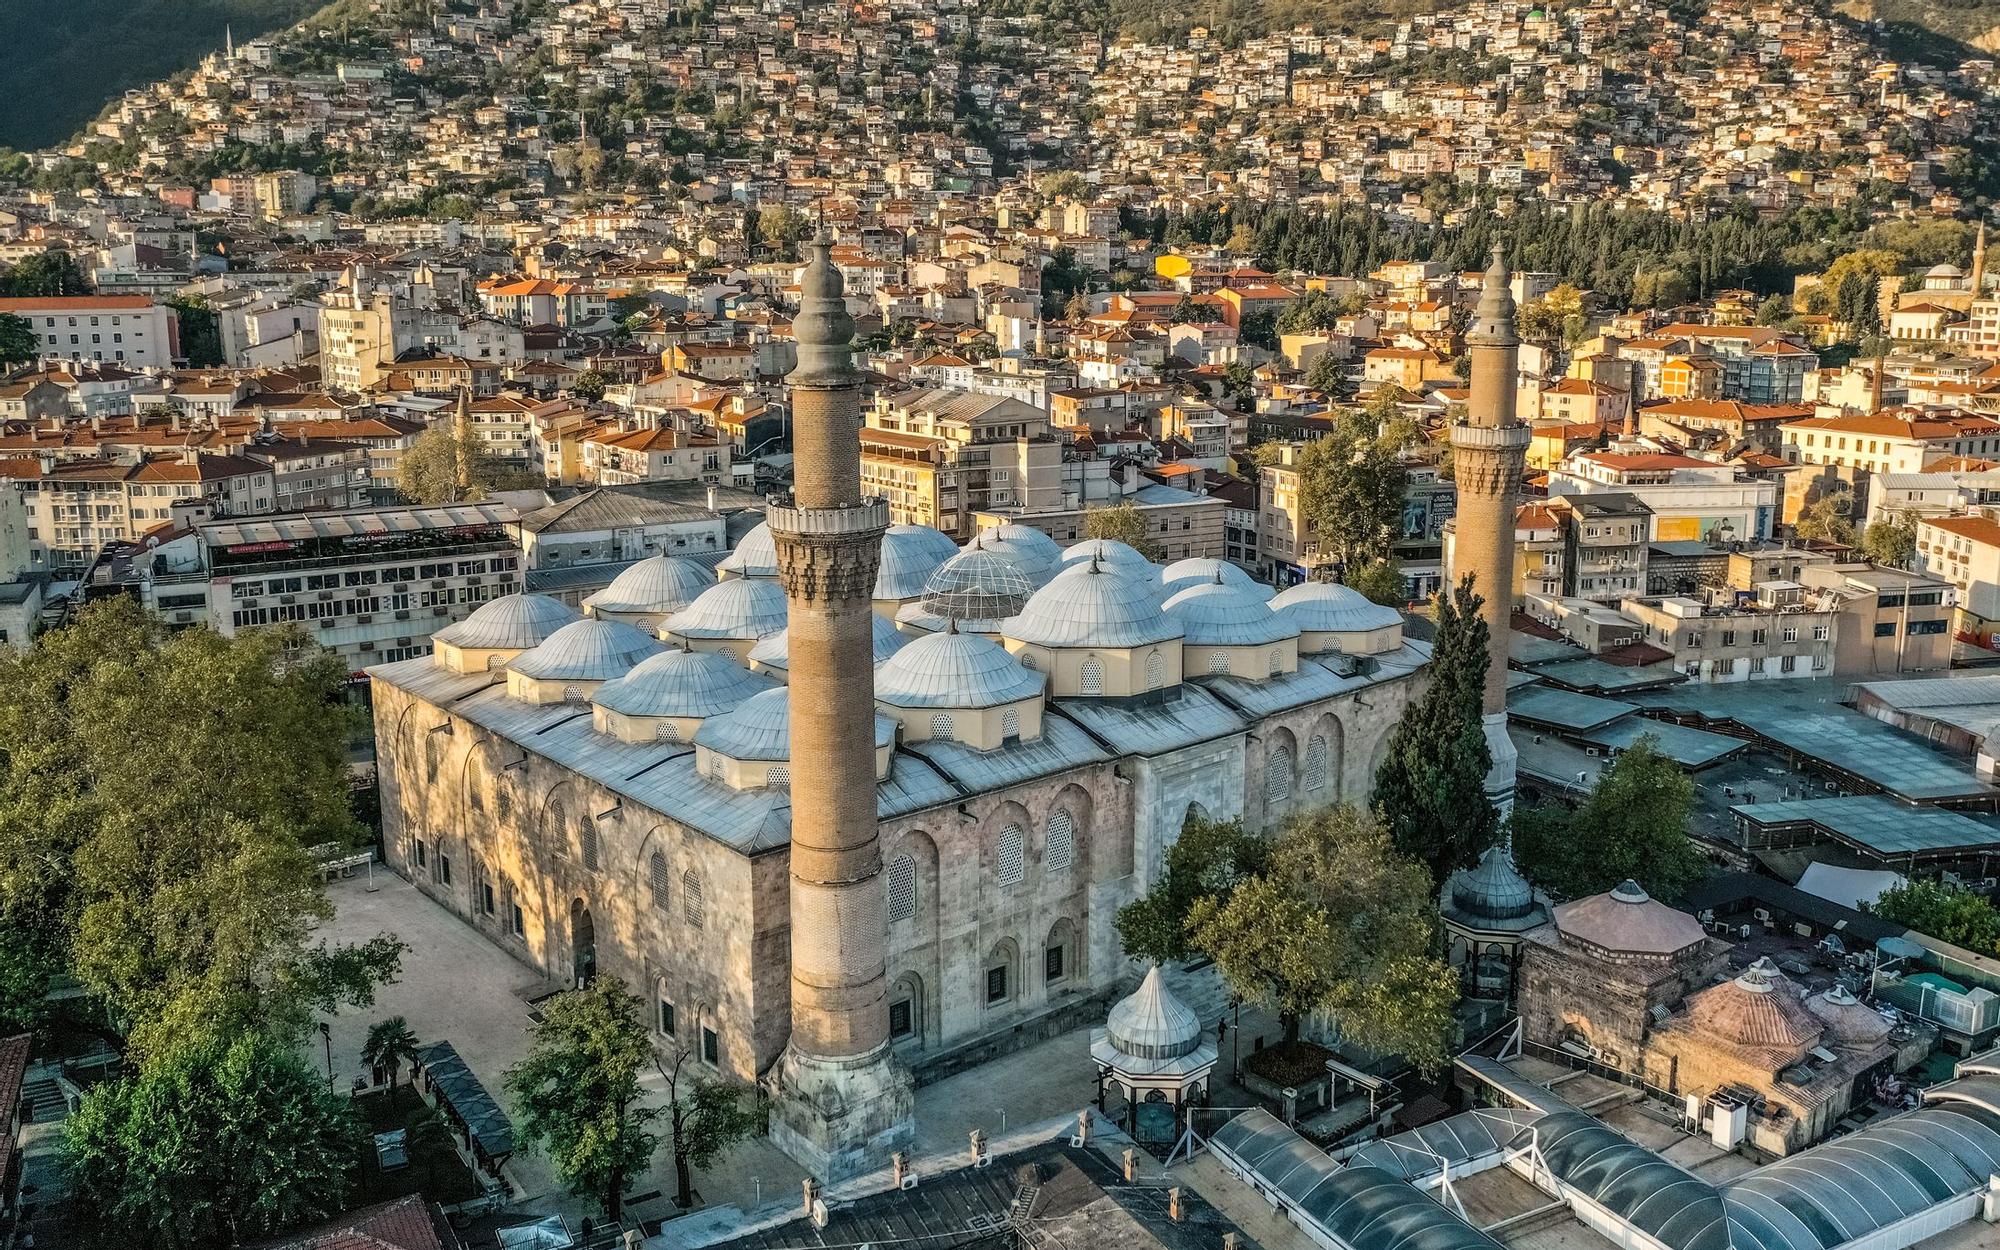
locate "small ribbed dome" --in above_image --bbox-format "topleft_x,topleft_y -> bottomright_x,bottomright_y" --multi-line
662,577 -> 789,640
695,688 -> 894,761
583,556 -> 712,615
1270,581 -> 1404,633
875,525 -> 959,600
433,593 -> 579,649
875,629 -> 1046,708
1687,957 -> 1822,1051
507,618 -> 662,680
1807,984 -> 1894,1045
1163,579 -> 1299,647
1105,966 -> 1203,1061
1007,558 -> 1183,649
1060,537 -> 1152,572
747,615 -> 909,670
986,523 -> 1063,565
592,648 -> 773,719
964,529 -> 1059,584
919,548 -> 1036,625
1449,842 -> 1539,922
717,521 -> 778,577
1161,558 -> 1273,600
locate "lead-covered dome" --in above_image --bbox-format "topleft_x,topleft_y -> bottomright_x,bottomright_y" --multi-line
1270,581 -> 1404,655
1006,558 -> 1184,649
1061,537 -> 1152,572
717,521 -> 778,578
747,615 -> 908,676
1445,842 -> 1546,928
1161,558 -> 1273,600
582,556 -> 713,626
593,648 -> 773,722
875,524 -> 959,601
877,629 -> 1045,708
694,687 -> 896,788
661,577 -> 788,654
1106,966 -> 1203,1060
434,593 -> 579,650
507,618 -> 662,681
963,529 -> 1058,584
1163,579 -> 1299,647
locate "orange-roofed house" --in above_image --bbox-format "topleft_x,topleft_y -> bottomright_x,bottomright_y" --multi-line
1781,411 -> 2000,476
1548,447 -> 1779,542
1363,346 -> 1451,391
475,277 -> 604,326
1659,355 -> 1724,400
1534,377 -> 1629,426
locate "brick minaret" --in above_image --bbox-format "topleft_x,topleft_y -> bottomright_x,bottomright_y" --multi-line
1449,247 -> 1528,813
767,230 -> 915,1181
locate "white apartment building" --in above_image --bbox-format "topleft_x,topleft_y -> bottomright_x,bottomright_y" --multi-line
1781,411 -> 2000,476
1545,446 -> 1779,543
0,296 -> 180,369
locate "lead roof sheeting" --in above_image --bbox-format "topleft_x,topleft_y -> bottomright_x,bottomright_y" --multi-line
905,717 -> 1110,791
1634,682 -> 1993,802
1203,643 -> 1431,719
415,1040 -> 514,1158
1731,794 -> 2000,855
1054,684 -> 1246,756
1509,685 -> 1640,731
1850,672 -> 2000,712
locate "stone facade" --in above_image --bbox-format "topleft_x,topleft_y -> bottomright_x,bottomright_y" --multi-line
1516,912 -> 1731,1074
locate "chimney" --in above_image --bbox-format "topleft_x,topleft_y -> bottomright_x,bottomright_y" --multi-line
1075,1110 -> 1090,1144
170,411 -> 182,433
1122,1149 -> 1137,1182
968,1129 -> 987,1165
801,1177 -> 818,1216
1168,1188 -> 1182,1222
892,1151 -> 910,1189
706,484 -> 718,511
1225,1235 -> 1239,1250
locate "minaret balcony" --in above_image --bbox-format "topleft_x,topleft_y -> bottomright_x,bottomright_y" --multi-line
766,496 -> 890,538
1449,423 -> 1531,452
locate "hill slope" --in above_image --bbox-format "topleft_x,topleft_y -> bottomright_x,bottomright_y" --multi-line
0,0 -> 320,151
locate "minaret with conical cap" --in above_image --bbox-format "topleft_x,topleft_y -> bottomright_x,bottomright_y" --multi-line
767,229 -> 915,1181
1448,247 -> 1529,814
1972,222 -> 1988,301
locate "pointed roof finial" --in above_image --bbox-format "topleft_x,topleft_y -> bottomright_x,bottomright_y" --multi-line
1468,245 -> 1518,349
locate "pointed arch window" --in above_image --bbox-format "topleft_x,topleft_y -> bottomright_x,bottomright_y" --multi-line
683,869 -> 704,929
1266,745 -> 1294,806
649,852 -> 670,912
1079,656 -> 1104,696
1045,809 -> 1075,873
1305,735 -> 1329,792
1145,649 -> 1165,690
886,853 -> 917,924
996,824 -> 1027,887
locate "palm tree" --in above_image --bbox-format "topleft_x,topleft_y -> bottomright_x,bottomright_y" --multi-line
362,1016 -> 420,1090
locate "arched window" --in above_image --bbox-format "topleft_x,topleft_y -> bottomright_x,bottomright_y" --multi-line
1266,745 -> 1293,806
493,776 -> 513,823
562,684 -> 584,703
1209,649 -> 1232,675
655,721 -> 680,742
1001,707 -> 1020,740
1018,651 -> 1037,671
886,853 -> 917,924
649,852 -> 670,912
1079,656 -> 1104,696
581,821 -> 601,872
930,713 -> 954,741
767,765 -> 790,789
424,733 -> 443,782
1304,735 -> 1329,792
1268,648 -> 1284,676
1045,809 -> 1075,873
683,869 -> 705,929
996,824 -> 1026,887
543,801 -> 567,853
1145,649 -> 1165,690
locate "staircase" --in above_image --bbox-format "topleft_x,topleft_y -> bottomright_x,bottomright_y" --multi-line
21,1072 -> 66,1123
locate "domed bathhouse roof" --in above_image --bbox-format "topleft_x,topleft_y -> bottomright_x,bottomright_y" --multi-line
1090,966 -> 1219,1086
1163,578 -> 1299,648
1060,537 -> 1152,572
433,593 -> 580,653
1006,558 -> 1185,650
1160,557 -> 1274,600
1685,957 -> 1823,1055
660,577 -> 789,648
905,548 -> 1037,633
507,618 -> 663,682
582,555 -> 713,621
963,529 -> 1059,584
1552,879 -> 1709,959
875,629 -> 1045,709
874,524 -> 959,601
1806,983 -> 1894,1047
747,614 -> 909,676
592,648 -> 774,722
716,521 -> 778,578
1269,581 -> 1405,654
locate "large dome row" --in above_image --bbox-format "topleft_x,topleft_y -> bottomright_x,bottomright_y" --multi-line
427,518 -> 1404,789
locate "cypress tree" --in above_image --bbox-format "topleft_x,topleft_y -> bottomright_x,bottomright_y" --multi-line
1370,577 -> 1499,885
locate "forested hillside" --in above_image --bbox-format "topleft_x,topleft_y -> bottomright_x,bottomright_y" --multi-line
0,0 -> 319,150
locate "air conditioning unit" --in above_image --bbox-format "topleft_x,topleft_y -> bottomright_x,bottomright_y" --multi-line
1585,747 -> 1600,757
394,610 -> 411,621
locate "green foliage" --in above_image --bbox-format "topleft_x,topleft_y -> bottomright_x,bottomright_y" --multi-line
0,598 -> 398,1056
63,1029 -> 363,1249
1186,805 -> 1457,1070
362,1016 -> 419,1088
1871,879 -> 2000,955
570,368 -> 609,402
1370,576 -> 1496,882
1083,501 -> 1158,560
656,1046 -> 763,1209
1511,735 -> 1704,902
1795,488 -> 1857,546
398,417 -> 524,505
1294,419 -> 1407,569
0,313 -> 35,367
506,978 -> 662,1224
1861,513 -> 1917,569
1304,353 -> 1342,394
1,251 -> 92,298
166,295 -> 224,368
1114,813 -> 1268,964
1239,309 -> 1279,351
1345,558 -> 1406,607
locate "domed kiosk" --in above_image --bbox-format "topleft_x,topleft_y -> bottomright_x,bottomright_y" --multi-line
1089,966 -> 1217,1145
1440,836 -> 1551,1001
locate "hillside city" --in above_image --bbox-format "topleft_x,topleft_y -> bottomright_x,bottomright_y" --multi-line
4,0 -> 2000,1249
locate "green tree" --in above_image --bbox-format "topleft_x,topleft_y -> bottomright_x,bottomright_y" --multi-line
1346,558 -> 1406,607
1370,577 -> 1496,882
1083,501 -> 1158,561
1238,309 -> 1279,351
362,1015 -> 420,1089
1860,512 -> 1917,569
1517,283 -> 1585,343
757,204 -> 808,258
1038,170 -> 1087,203
570,368 -> 609,402
1511,735 -> 1703,901
1169,294 -> 1211,325
1186,806 -> 1458,1069
1304,353 -> 1342,394
0,312 -> 35,367
506,978 -> 661,1226
655,1045 -> 762,1210
0,599 -> 399,1058
403,1106 -> 457,1194
1295,427 -> 1406,569
1755,293 -> 1795,325
1795,488 -> 1856,545
398,418 -> 522,504
166,294 -> 224,367
63,1030 -> 363,1249
0,250 -> 91,297
1870,879 -> 2000,955
1115,813 -> 1269,964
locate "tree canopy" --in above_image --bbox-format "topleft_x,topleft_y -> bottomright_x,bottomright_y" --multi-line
1795,487 -> 1857,546
1082,500 -> 1159,560
1871,879 -> 2000,955
1295,417 -> 1407,571
1371,576 -> 1496,882
656,1044 -> 762,1210
0,250 -> 92,297
1115,812 -> 1269,964
1186,805 -> 1457,1070
0,312 -> 35,367
1860,513 -> 1917,569
1510,735 -> 1704,902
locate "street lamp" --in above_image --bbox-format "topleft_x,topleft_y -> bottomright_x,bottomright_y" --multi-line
318,1021 -> 334,1092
